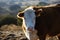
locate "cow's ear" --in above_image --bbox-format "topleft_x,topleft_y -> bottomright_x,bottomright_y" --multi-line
33,7 -> 43,17
35,9 -> 43,17
17,12 -> 24,18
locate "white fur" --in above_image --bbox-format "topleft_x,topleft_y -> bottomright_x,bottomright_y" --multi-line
22,7 -> 36,40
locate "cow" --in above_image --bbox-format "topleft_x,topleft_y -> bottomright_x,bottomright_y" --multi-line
17,4 -> 60,40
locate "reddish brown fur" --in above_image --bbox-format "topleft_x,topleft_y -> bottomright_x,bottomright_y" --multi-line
34,4 -> 60,40
17,4 -> 60,40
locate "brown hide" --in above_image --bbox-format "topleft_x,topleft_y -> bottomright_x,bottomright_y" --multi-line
35,4 -> 60,40
17,4 -> 60,40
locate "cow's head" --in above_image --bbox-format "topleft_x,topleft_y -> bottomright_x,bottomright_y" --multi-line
17,6 -> 42,40
17,6 -> 42,30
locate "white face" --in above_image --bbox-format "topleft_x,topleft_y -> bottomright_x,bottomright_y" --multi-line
17,6 -> 41,40
23,7 -> 36,30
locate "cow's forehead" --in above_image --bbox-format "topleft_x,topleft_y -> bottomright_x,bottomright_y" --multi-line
24,6 -> 35,12
24,6 -> 36,19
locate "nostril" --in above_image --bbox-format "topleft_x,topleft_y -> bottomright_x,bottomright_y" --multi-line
27,27 -> 34,31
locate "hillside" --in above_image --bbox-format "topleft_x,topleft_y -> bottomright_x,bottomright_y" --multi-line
0,7 -> 9,15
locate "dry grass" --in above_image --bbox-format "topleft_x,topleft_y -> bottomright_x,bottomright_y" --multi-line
0,24 -> 22,31
0,24 -> 27,40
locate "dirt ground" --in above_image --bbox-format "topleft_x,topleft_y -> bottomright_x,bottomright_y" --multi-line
0,24 -> 28,40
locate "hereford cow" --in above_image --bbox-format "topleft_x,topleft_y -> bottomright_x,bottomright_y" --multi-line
17,4 -> 60,40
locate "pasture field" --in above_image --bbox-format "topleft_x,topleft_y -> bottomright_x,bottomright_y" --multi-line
0,24 -> 27,40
